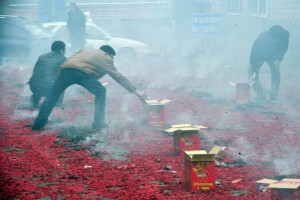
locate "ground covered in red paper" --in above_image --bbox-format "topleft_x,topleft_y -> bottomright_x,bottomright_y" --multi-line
0,63 -> 300,199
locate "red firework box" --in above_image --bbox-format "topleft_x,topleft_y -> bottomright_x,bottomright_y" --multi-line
164,124 -> 207,156
184,145 -> 222,191
256,178 -> 300,200
145,99 -> 171,126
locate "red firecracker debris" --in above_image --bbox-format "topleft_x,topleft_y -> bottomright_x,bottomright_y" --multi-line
0,66 -> 299,199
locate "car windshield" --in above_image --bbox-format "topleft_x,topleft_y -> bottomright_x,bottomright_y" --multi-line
43,22 -> 113,40
6,17 -> 53,38
23,21 -> 54,38
92,24 -> 112,38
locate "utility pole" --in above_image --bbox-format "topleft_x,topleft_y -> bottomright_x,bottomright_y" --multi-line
51,0 -> 56,21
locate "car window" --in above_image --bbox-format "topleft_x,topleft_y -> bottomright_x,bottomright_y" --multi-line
0,23 -> 29,39
86,25 -> 107,40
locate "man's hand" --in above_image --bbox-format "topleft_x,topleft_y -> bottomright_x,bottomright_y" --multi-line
135,91 -> 147,104
273,60 -> 281,70
249,72 -> 257,85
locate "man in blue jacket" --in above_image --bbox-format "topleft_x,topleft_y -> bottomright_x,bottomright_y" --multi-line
28,41 -> 67,109
249,25 -> 289,102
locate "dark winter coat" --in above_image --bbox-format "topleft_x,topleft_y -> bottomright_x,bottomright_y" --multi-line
250,28 -> 289,73
29,52 -> 66,91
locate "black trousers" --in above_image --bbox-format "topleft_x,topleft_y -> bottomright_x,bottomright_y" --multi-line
30,87 -> 64,108
29,81 -> 65,108
35,68 -> 106,127
250,60 -> 280,100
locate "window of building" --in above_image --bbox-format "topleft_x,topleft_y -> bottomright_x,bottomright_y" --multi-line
250,0 -> 267,15
194,0 -> 212,13
227,0 -> 243,14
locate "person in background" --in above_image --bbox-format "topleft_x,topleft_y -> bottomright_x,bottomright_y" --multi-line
32,45 -> 146,130
249,25 -> 289,102
28,41 -> 66,109
67,2 -> 86,53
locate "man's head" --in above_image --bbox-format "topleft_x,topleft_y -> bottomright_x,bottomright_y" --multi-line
100,45 -> 116,58
51,41 -> 66,55
69,3 -> 77,12
269,25 -> 287,42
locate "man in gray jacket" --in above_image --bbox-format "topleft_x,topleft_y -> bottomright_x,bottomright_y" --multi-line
28,41 -> 66,108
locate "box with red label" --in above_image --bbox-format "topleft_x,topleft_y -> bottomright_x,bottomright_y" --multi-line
256,178 -> 300,200
184,145 -> 222,191
164,124 -> 207,156
145,99 -> 170,126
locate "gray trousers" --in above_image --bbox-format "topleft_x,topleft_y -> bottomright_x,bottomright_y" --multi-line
34,68 -> 106,127
249,61 -> 280,100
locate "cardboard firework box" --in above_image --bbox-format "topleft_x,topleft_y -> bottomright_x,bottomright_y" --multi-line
236,83 -> 250,104
164,124 -> 207,156
145,99 -> 171,126
256,178 -> 300,200
229,82 -> 250,104
184,145 -> 222,191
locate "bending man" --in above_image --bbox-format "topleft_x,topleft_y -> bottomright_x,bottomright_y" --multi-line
249,25 -> 289,102
32,45 -> 146,130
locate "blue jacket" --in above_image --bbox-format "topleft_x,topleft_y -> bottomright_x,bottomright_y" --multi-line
29,51 -> 66,90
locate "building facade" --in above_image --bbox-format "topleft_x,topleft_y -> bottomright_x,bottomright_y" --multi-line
5,0 -> 300,67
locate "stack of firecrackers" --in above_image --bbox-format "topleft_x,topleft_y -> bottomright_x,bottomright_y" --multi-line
145,99 -> 171,127
256,178 -> 300,200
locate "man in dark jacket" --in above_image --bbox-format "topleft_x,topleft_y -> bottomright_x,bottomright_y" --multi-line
67,3 -> 86,53
29,41 -> 66,109
32,45 -> 146,130
249,25 -> 289,102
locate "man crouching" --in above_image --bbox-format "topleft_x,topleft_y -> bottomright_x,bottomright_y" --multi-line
32,45 -> 146,130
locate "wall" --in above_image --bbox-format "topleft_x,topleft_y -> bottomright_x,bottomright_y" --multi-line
269,0 -> 300,68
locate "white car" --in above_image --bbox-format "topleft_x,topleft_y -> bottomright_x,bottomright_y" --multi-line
42,21 -> 152,62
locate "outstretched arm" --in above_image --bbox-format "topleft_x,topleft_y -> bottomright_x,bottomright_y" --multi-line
133,90 -> 147,104
102,62 -> 147,104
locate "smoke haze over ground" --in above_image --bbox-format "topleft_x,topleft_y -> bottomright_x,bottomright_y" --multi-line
0,1 -> 300,198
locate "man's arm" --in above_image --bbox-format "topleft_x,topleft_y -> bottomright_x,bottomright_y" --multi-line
102,62 -> 146,103
271,31 -> 289,70
111,73 -> 147,103
277,31 -> 289,61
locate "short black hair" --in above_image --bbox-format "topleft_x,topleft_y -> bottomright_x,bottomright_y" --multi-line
51,41 -> 65,53
269,25 -> 286,39
100,45 -> 116,56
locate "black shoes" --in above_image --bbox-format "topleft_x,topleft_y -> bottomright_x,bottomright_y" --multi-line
32,118 -> 48,130
252,96 -> 278,104
252,96 -> 266,102
32,120 -> 109,131
92,121 -> 109,130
